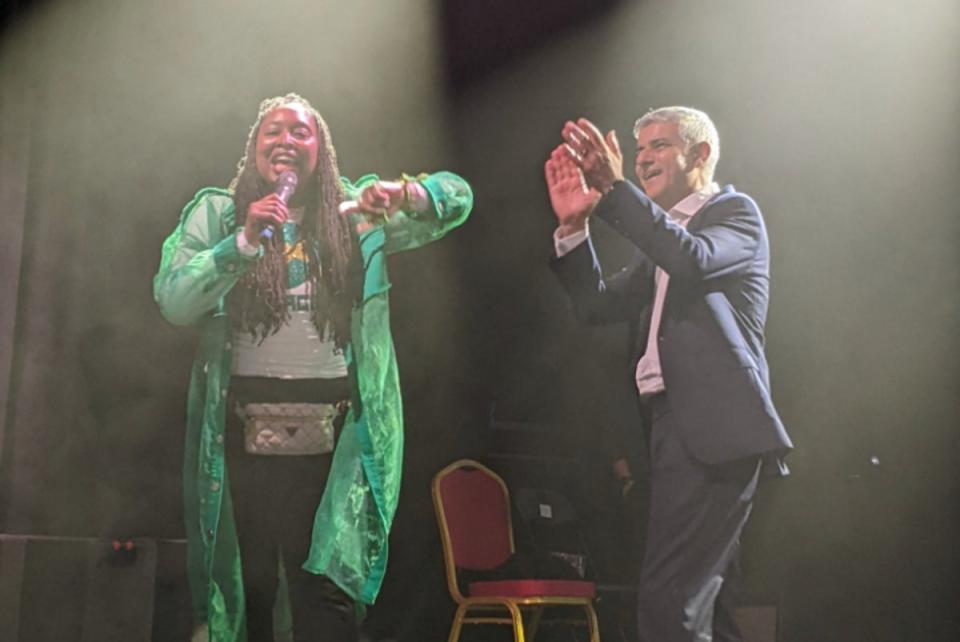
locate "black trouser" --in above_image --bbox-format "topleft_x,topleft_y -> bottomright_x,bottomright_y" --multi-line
636,394 -> 761,642
226,376 -> 358,642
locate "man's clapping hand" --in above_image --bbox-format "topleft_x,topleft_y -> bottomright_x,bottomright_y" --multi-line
561,118 -> 624,195
544,145 -> 601,237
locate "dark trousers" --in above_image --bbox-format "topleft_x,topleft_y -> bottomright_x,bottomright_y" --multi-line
637,394 -> 761,642
226,377 -> 358,642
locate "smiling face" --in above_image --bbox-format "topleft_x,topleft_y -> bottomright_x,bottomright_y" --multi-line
634,121 -> 708,210
254,104 -> 319,184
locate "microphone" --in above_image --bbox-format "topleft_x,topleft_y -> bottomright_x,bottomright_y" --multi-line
262,170 -> 298,239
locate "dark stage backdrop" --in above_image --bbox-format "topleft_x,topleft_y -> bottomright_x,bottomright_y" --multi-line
2,0 -> 960,641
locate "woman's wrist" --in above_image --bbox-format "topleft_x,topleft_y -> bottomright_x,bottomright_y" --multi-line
400,173 -> 429,212
238,227 -> 261,254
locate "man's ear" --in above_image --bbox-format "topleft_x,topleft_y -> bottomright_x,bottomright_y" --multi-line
689,141 -> 711,169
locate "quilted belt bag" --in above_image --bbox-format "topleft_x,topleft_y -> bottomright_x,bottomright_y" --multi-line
236,402 -> 340,456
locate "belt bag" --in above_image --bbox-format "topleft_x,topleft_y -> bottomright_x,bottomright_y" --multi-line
237,402 -> 339,456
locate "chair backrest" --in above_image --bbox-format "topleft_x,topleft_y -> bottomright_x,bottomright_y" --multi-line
432,459 -> 515,602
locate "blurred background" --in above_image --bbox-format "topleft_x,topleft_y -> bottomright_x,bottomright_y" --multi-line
1,0 -> 958,640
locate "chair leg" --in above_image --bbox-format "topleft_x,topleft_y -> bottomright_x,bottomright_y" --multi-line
447,604 -> 467,642
527,605 -> 544,641
506,602 -> 526,642
583,604 -> 600,642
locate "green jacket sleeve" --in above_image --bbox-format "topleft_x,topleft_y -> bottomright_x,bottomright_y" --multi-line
153,188 -> 258,326
344,171 -> 473,254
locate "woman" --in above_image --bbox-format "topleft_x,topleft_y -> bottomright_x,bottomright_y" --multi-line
154,93 -> 472,642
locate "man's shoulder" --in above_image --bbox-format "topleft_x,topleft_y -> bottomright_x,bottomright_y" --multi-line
705,185 -> 761,216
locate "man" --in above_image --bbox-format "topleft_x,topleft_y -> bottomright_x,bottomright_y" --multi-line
545,106 -> 792,642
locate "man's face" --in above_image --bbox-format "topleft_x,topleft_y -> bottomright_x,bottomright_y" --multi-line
634,121 -> 700,210
254,104 -> 319,184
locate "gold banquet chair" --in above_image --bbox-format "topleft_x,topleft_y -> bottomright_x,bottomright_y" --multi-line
431,459 -> 600,642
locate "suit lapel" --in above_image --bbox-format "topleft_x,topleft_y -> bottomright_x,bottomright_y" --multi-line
685,186 -> 731,233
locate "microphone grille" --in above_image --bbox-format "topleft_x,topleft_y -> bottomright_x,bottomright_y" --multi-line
274,170 -> 299,204
277,170 -> 298,189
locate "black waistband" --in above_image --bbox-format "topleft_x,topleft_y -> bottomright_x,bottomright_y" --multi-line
229,376 -> 350,405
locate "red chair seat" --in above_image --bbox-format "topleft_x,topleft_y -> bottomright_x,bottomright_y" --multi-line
468,579 -> 597,599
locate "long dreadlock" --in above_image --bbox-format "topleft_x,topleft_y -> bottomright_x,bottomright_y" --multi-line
226,93 -> 358,348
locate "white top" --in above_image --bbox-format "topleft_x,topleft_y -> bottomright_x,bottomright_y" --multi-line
231,210 -> 348,380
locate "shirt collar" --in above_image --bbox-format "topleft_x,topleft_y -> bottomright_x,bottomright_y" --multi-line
669,182 -> 720,222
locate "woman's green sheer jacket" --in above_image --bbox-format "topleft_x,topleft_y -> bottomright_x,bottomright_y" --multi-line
153,172 -> 472,641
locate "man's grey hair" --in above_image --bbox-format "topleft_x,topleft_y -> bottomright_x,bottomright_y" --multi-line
633,106 -> 720,184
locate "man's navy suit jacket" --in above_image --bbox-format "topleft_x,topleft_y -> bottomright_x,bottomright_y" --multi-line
551,181 -> 793,465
